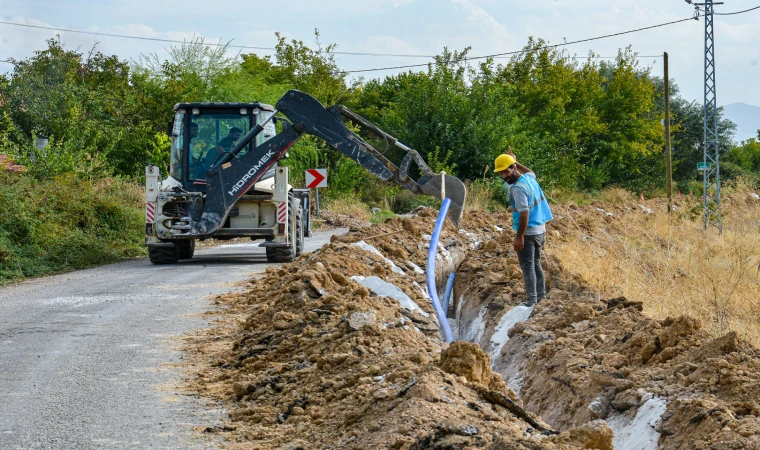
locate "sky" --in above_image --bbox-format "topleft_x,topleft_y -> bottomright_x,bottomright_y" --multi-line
0,0 -> 759,107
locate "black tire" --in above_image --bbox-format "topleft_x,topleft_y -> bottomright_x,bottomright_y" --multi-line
265,245 -> 293,263
148,242 -> 179,264
177,240 -> 195,260
266,193 -> 297,263
295,204 -> 304,256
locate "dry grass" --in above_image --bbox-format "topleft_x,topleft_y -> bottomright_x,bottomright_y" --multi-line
464,179 -> 508,213
323,196 -> 372,222
550,181 -> 760,346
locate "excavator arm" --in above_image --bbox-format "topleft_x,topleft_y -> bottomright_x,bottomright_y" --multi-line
195,90 -> 466,235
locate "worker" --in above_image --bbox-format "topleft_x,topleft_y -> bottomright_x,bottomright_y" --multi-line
196,127 -> 244,179
215,127 -> 243,153
494,148 -> 553,306
189,122 -> 199,148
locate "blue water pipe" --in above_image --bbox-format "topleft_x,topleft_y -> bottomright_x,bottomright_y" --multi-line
426,198 -> 454,343
442,272 -> 456,314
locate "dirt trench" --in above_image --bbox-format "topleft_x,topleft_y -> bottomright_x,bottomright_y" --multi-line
185,207 -> 760,449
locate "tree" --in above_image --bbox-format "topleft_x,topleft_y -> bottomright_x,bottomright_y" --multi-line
238,30 -> 361,192
240,30 -> 355,106
353,41 -> 671,192
591,51 -> 664,191
724,132 -> 760,183
650,76 -> 736,184
1,37 -> 155,178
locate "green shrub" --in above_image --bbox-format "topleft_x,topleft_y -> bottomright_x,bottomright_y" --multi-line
0,171 -> 144,284
370,209 -> 395,224
388,190 -> 442,214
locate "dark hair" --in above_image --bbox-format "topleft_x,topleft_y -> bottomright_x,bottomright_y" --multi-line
190,122 -> 199,128
229,127 -> 243,134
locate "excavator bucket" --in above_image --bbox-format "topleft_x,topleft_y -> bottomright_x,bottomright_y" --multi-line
417,173 -> 467,228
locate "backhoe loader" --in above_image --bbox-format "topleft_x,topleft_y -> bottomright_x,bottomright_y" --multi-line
144,90 -> 467,264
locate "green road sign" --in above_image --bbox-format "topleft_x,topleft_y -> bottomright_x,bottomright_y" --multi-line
697,162 -> 712,171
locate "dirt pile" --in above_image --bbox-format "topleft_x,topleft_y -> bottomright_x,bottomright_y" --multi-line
185,202 -> 760,449
495,295 -> 760,449
185,210 -> 613,449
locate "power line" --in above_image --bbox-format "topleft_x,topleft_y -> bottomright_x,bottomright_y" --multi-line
694,4 -> 760,15
577,55 -> 662,58
346,16 -> 696,73
493,55 -> 663,60
0,10 -> 734,73
0,21 -> 270,49
0,20 -> 437,58
0,3 -> 755,68
716,5 -> 760,15
0,53 -> 662,71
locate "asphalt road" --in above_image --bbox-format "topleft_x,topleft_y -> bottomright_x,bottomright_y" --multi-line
0,228 -> 346,450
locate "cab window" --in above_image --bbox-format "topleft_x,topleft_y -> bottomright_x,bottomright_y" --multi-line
188,114 -> 251,181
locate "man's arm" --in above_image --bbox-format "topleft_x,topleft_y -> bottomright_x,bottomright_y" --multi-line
508,146 -> 534,175
514,161 -> 534,176
214,138 -> 227,154
511,180 -> 530,252
514,211 -> 528,251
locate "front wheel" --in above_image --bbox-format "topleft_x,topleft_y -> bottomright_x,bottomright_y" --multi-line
148,242 -> 178,264
177,240 -> 195,260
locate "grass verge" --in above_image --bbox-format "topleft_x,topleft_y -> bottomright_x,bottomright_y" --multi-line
549,180 -> 760,346
0,171 -> 145,284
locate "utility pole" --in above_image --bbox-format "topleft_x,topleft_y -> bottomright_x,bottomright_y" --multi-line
690,0 -> 723,232
664,52 -> 672,213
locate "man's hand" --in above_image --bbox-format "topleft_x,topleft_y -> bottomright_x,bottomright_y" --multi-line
508,146 -> 516,162
513,235 -> 524,252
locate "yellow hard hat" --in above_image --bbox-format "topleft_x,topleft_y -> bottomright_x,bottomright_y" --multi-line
494,154 -> 516,173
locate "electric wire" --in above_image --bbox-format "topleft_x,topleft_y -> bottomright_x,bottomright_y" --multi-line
345,16 -> 697,73
508,55 -> 663,60
0,19 -> 666,67
0,20 -> 437,58
2,5 -> 754,73
695,5 -> 760,15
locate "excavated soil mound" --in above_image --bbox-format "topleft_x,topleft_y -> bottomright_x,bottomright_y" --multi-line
185,211 -> 612,449
185,205 -> 760,449
495,295 -> 760,449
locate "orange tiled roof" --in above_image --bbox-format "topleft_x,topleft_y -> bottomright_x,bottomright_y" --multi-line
0,154 -> 26,172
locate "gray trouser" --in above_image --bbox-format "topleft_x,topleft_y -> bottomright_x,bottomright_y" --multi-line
516,233 -> 546,305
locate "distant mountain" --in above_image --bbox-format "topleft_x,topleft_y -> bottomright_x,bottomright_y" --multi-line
722,103 -> 760,143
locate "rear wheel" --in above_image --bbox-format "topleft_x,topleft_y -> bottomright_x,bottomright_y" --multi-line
148,242 -> 179,264
295,204 -> 304,256
265,246 -> 293,263
177,240 -> 195,260
266,194 -> 297,263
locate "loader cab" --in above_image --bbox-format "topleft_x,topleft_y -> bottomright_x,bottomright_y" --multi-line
168,102 -> 278,191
